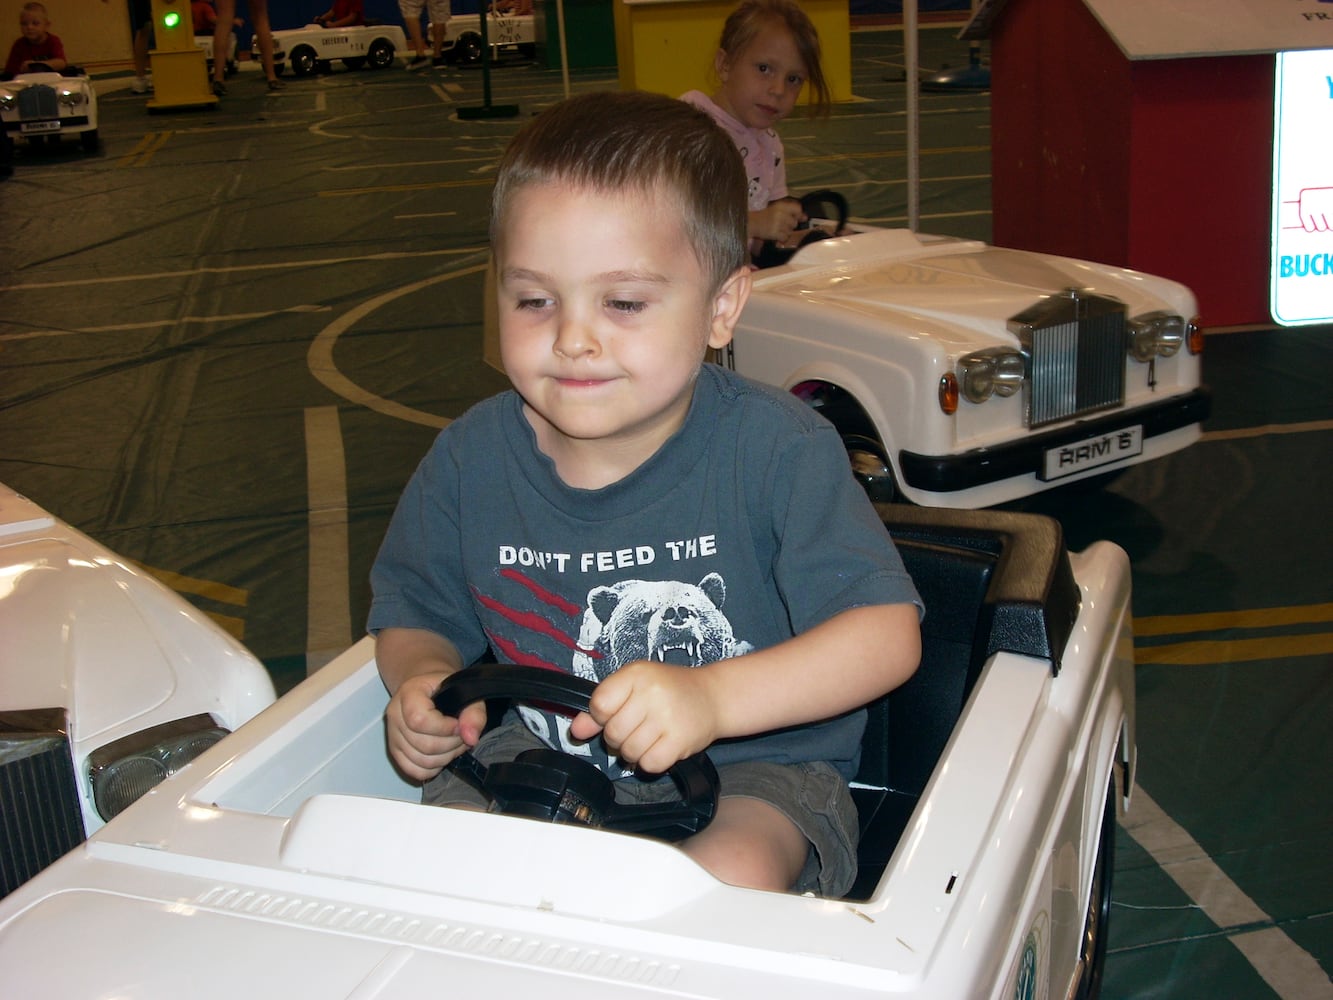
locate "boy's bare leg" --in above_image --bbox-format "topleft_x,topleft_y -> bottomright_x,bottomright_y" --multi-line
680,797 -> 809,892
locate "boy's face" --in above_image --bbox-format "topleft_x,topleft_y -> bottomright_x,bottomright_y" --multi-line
715,21 -> 807,131
19,10 -> 50,42
496,181 -> 749,481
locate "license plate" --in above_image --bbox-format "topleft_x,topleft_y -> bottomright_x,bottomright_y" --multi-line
1041,425 -> 1143,481
21,120 -> 61,134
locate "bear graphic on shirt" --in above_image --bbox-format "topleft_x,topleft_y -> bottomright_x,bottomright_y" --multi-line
571,573 -> 754,683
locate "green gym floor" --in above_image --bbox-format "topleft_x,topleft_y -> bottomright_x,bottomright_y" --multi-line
1,26 -> 1329,999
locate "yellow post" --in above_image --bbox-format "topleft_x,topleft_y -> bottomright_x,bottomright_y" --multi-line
147,0 -> 218,110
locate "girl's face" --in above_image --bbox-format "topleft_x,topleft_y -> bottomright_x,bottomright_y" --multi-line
713,21 -> 807,131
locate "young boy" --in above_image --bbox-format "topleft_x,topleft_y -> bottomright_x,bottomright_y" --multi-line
4,2 -> 65,78
369,90 -> 921,897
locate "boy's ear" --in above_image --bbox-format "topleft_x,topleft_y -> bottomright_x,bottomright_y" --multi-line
707,266 -> 752,350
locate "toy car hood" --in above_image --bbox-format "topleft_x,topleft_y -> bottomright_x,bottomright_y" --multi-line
0,485 -> 271,755
750,229 -> 1193,351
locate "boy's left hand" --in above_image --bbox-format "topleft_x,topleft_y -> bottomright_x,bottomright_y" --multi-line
569,661 -> 719,775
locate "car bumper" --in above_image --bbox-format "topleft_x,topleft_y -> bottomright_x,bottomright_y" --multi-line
899,387 -> 1212,492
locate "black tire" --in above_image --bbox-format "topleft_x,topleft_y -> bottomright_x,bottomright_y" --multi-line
368,39 -> 394,69
79,128 -> 99,153
797,385 -> 901,503
1073,780 -> 1116,1000
289,45 -> 316,76
454,32 -> 483,65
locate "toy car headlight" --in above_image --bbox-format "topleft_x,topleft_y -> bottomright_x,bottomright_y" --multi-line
0,91 -> 15,110
956,348 -> 1025,403
1128,311 -> 1185,362
58,88 -> 81,108
87,715 -> 229,821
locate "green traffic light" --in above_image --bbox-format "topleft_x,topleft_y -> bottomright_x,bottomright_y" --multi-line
163,10 -> 180,28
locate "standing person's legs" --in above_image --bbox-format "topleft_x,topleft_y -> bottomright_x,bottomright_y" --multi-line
130,0 -> 152,92
247,0 -> 282,88
399,0 -> 428,60
428,0 -> 450,63
211,0 -> 234,91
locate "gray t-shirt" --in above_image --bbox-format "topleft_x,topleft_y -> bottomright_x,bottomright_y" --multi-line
369,364 -> 920,781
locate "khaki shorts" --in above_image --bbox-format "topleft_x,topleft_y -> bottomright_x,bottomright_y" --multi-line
422,719 -> 859,897
398,0 -> 451,21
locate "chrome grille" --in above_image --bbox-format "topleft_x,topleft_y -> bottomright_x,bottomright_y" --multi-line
17,84 -> 58,121
1009,289 -> 1127,428
1,710 -> 84,898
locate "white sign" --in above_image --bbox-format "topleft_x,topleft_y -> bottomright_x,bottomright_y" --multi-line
1271,48 -> 1333,326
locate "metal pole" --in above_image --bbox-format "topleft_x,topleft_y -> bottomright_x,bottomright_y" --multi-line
905,0 -> 920,231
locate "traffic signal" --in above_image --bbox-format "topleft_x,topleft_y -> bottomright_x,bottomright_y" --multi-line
150,0 -> 194,53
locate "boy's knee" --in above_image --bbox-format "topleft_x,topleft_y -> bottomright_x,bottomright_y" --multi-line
681,796 -> 808,892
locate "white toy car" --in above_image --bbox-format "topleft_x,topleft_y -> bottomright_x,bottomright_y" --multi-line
729,215 -> 1211,507
0,503 -> 1135,1000
436,11 -> 535,65
0,484 -> 276,897
269,22 -> 409,76
0,65 -> 98,153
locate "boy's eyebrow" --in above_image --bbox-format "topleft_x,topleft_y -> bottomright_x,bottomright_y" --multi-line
501,266 -> 674,286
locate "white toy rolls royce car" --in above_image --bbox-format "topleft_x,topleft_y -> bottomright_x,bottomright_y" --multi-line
0,66 -> 98,153
269,22 -> 409,76
0,503 -> 1135,999
729,225 -> 1210,508
0,485 -> 276,897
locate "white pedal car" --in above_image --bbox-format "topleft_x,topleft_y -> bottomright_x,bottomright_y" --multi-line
0,502 -> 1135,1000
269,22 -> 409,76
728,210 -> 1210,508
0,484 -> 275,897
0,65 -> 98,153
435,11 -> 535,65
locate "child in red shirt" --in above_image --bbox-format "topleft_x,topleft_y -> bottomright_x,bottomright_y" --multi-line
4,2 -> 65,78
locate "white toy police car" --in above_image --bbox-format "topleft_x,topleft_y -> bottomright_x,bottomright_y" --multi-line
0,484 -> 275,897
0,502 -> 1135,999
269,22 -> 409,76
729,220 -> 1210,508
0,66 -> 98,153
436,11 -> 535,65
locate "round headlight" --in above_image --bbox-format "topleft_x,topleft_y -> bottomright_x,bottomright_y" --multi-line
0,92 -> 16,110
58,88 -> 80,108
1129,311 -> 1186,361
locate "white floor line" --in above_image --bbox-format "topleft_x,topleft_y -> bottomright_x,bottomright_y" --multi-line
304,405 -> 352,675
1122,788 -> 1333,999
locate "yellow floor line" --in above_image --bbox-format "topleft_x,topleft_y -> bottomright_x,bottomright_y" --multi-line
1135,632 -> 1333,665
138,564 -> 248,607
1202,418 -> 1333,441
1135,602 -> 1333,636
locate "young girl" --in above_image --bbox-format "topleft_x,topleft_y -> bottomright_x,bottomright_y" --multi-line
681,0 -> 831,255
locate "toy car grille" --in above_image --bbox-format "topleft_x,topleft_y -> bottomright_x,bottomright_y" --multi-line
0,711 -> 85,898
1009,289 -> 1127,428
17,84 -> 58,121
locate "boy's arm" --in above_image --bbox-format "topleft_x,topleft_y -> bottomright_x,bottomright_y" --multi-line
572,602 -> 921,775
378,626 -> 487,781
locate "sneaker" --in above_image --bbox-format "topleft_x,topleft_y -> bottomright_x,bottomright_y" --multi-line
131,76 -> 150,94
212,80 -> 227,96
407,55 -> 428,68
431,56 -> 447,67
267,78 -> 285,91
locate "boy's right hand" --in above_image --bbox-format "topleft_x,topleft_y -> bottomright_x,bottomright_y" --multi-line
385,672 -> 488,781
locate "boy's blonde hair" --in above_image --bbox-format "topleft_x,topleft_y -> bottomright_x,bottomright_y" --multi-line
490,90 -> 748,294
718,0 -> 830,116
21,2 -> 49,16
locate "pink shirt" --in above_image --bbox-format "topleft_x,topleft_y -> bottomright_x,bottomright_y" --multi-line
681,90 -> 787,211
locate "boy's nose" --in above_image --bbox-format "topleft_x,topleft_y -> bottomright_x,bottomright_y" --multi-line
552,315 -> 599,359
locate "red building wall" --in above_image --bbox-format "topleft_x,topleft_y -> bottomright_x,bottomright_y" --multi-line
989,0 -> 1275,327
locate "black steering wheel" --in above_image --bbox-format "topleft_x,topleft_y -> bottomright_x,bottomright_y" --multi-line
755,189 -> 850,269
432,664 -> 719,842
